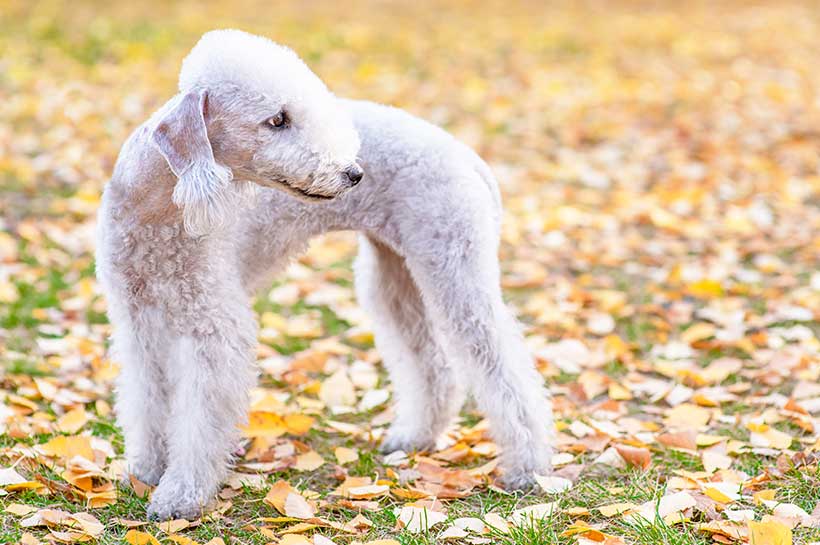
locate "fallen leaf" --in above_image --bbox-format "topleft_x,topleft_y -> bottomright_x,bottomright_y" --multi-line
614,445 -> 652,469
748,518 -> 792,545
294,450 -> 325,471
534,474 -> 573,493
284,492 -> 317,519
56,409 -> 89,434
334,447 -> 359,465
509,502 -> 559,525
124,530 -> 161,545
396,505 -> 447,533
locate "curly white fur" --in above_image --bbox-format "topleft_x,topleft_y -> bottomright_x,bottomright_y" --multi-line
97,30 -> 554,520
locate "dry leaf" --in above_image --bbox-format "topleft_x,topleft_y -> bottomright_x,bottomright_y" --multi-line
614,445 -> 652,470
124,530 -> 162,545
396,506 -> 447,533
748,519 -> 792,545
534,474 -> 573,493
294,450 -> 325,471
284,492 -> 317,519
56,409 -> 89,434
509,502 -> 559,525
334,447 -> 359,465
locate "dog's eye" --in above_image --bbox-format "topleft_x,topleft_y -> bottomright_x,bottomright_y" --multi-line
266,111 -> 287,129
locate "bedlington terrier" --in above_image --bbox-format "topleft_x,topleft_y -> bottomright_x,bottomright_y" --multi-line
97,29 -> 553,520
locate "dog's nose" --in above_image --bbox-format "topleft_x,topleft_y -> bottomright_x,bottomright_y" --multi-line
345,165 -> 364,186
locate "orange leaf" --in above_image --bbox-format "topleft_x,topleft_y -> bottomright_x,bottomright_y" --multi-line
614,445 -> 651,470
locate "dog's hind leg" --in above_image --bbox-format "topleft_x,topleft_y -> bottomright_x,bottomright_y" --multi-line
355,235 -> 464,454
112,305 -> 171,487
401,202 -> 554,489
147,295 -> 257,521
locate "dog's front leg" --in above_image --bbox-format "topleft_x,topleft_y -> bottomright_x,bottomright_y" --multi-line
147,307 -> 257,521
112,307 -> 171,487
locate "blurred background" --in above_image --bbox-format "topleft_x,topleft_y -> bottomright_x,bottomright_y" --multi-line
1,0 -> 817,353
1,1 -> 820,542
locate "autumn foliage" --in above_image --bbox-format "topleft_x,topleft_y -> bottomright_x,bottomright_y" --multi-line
1,1 -> 820,544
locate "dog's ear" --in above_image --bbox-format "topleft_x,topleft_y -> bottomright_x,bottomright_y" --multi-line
150,89 -> 233,236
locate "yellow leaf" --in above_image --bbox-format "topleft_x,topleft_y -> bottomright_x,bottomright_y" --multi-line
691,393 -> 719,407
294,450 -> 325,471
703,483 -> 740,504
86,487 -> 118,508
749,424 -> 793,450
665,404 -> 711,429
157,519 -> 190,534
5,503 -> 39,516
680,323 -> 716,345
20,533 -> 41,545
695,434 -> 726,447
240,411 -> 286,438
264,480 -> 295,514
38,435 -> 94,462
284,492 -> 316,519
597,502 -> 638,517
249,393 -> 286,413
278,536 -> 312,545
334,447 -> 359,465
603,334 -> 631,359
167,535 -> 197,545
0,280 -> 19,303
754,490 -> 777,505
319,368 -> 356,407
702,451 -> 732,473
95,400 -> 112,417
699,520 -> 748,540
748,519 -> 792,545
66,512 -> 104,538
0,467 -> 43,491
347,484 -> 389,499
124,530 -> 162,545
705,487 -> 733,503
284,414 -> 315,435
686,279 -> 724,298
608,382 -> 633,400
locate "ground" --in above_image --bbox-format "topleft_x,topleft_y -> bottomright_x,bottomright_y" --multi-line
1,1 -> 820,544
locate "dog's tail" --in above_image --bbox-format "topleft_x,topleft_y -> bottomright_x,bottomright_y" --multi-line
473,157 -> 503,230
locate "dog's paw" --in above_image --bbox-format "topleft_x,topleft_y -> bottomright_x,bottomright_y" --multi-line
147,496 -> 203,521
380,427 -> 435,455
146,479 -> 207,521
498,470 -> 538,492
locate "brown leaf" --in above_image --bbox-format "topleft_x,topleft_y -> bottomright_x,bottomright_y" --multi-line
614,445 -> 651,470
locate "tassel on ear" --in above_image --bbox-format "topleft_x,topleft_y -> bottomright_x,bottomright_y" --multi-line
171,159 -> 234,236
150,89 -> 234,236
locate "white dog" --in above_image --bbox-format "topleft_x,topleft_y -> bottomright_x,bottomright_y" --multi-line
97,30 -> 553,520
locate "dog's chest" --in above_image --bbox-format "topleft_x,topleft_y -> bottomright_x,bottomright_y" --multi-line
102,220 -> 215,304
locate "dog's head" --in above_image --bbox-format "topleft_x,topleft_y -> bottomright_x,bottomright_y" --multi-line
149,30 -> 362,235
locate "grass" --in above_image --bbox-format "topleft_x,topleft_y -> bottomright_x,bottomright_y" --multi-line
4,242 -> 816,543
3,0 -> 820,543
